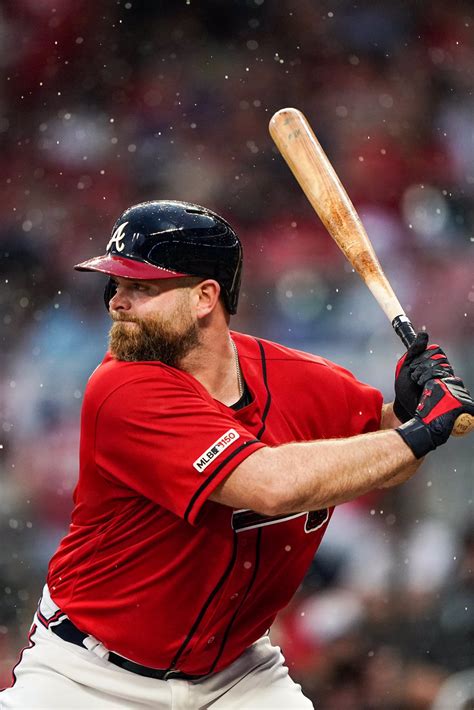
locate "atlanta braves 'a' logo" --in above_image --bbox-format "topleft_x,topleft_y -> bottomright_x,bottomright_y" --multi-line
106,222 -> 128,253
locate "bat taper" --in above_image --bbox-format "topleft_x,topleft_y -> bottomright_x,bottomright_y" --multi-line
269,107 -> 473,437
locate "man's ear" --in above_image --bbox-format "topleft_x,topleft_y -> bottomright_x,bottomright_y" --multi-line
193,279 -> 221,319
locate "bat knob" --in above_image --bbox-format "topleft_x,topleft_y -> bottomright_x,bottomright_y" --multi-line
452,413 -> 474,437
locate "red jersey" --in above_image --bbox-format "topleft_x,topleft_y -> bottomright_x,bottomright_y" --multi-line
47,332 -> 382,675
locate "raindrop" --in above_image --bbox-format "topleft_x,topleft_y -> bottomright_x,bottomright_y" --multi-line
379,94 -> 394,108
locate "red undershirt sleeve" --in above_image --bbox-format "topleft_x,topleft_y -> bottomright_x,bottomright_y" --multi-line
94,372 -> 266,525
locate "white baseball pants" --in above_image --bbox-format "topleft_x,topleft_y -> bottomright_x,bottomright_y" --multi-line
1,616 -> 313,709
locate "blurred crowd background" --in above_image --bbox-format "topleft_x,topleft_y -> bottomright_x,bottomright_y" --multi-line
1,1 -> 473,707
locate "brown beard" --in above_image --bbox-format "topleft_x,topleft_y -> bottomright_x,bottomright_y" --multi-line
109,305 -> 200,367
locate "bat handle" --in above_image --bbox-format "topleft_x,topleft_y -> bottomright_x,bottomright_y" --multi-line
391,315 -> 473,437
392,314 -> 417,348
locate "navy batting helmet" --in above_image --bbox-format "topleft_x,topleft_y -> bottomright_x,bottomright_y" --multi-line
74,200 -> 243,314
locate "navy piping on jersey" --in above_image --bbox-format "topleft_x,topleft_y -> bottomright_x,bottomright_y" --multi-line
183,440 -> 260,524
166,531 -> 239,672
255,339 -> 271,439
204,341 -> 269,672
207,528 -> 262,675
174,339 -> 271,673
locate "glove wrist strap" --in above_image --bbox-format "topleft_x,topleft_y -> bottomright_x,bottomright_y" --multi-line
396,418 -> 435,459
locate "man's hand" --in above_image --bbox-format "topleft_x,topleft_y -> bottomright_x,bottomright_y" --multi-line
394,332 -> 455,422
396,376 -> 474,458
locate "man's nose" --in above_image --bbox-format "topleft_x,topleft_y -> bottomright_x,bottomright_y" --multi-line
109,288 -> 131,312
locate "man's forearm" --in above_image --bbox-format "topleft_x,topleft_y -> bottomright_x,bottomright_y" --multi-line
215,429 -> 419,516
264,429 -> 416,513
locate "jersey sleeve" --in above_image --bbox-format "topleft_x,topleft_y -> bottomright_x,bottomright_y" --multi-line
326,362 -> 383,436
94,372 -> 266,525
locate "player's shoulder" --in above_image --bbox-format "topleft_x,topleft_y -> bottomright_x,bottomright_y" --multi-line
232,332 -> 381,415
232,330 -> 336,370
85,352 -> 200,404
232,330 -> 369,395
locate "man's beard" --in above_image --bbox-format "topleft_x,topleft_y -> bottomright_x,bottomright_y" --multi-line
109,306 -> 200,368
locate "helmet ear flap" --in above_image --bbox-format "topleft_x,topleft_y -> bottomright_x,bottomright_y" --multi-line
104,277 -> 117,311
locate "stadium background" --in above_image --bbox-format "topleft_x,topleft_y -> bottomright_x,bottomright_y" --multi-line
1,1 -> 473,707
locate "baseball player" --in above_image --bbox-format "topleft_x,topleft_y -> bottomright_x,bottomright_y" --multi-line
2,201 -> 473,709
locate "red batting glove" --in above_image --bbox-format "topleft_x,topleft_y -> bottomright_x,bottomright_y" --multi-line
394,332 -> 455,422
396,376 -> 474,458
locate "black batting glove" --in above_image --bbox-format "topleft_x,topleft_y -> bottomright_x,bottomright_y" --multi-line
394,332 -> 455,422
396,376 -> 474,458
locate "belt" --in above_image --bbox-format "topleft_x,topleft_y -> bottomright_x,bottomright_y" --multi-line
51,617 -> 204,681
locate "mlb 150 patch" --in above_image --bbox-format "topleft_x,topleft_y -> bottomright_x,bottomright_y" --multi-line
193,429 -> 240,472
